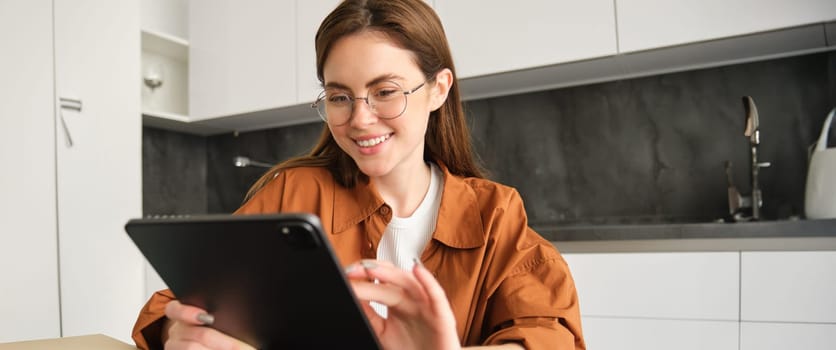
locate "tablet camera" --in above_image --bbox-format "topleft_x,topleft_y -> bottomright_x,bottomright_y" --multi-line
279,223 -> 319,249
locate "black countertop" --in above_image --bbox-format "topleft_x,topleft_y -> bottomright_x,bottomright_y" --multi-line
533,218 -> 836,242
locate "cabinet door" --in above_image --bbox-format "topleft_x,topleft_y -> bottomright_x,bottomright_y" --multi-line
296,0 -> 342,105
617,0 -> 836,53
741,251 -> 836,323
0,0 -> 61,342
141,0 -> 189,40
563,252 -> 739,320
54,0 -> 145,343
189,0 -> 297,121
741,322 -> 836,350
434,0 -> 617,78
584,317 -> 738,350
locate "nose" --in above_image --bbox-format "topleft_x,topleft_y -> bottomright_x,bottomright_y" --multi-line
348,97 -> 377,127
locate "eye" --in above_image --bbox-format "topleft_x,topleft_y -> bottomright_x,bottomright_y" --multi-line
372,86 -> 401,100
326,92 -> 352,105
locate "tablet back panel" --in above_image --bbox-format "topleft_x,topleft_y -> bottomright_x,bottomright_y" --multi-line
126,213 -> 380,349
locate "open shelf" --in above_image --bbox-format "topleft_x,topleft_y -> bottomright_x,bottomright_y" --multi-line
142,111 -> 228,136
141,27 -> 190,131
141,109 -> 189,123
141,29 -> 188,61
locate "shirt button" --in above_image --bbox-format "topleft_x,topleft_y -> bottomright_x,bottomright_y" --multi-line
379,206 -> 390,216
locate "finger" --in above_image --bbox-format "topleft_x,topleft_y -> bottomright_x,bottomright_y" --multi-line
363,258 -> 396,268
165,300 -> 214,326
350,279 -> 409,307
356,298 -> 386,335
359,260 -> 427,302
345,262 -> 372,281
173,323 -> 256,350
344,259 -> 396,278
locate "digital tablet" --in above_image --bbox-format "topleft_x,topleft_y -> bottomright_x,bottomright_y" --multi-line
125,213 -> 381,349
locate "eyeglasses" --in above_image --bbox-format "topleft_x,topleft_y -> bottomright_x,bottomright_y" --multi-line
311,80 -> 427,125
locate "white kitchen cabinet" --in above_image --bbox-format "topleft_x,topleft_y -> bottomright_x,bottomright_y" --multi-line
189,0 -> 297,121
583,317 -> 738,350
296,1 -> 342,105
741,322 -> 836,350
0,0 -> 145,344
53,0 -> 145,342
434,0 -> 617,78
141,37 -> 192,132
616,0 -> 836,53
741,251 -> 836,323
142,0 -> 189,40
563,252 -> 739,320
192,0 -> 618,127
0,0 -> 61,342
169,1 -> 833,133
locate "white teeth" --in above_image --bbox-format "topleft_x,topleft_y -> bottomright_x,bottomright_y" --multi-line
356,134 -> 390,147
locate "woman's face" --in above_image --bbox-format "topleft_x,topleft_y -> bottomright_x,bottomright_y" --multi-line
321,31 -> 446,179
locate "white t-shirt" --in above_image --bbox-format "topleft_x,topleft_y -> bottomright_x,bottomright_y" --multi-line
372,163 -> 444,317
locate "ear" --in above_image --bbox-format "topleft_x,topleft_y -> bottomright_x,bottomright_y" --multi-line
428,68 -> 453,112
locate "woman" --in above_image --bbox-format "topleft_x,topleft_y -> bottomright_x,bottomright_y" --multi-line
132,1 -> 584,349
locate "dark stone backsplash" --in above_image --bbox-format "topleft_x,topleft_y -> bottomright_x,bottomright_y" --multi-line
142,126 -> 208,216
205,122 -> 324,213
143,52 -> 836,225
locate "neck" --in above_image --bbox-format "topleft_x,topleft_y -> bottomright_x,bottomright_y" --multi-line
372,160 -> 432,218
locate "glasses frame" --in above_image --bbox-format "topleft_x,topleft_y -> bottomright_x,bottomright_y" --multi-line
311,80 -> 428,125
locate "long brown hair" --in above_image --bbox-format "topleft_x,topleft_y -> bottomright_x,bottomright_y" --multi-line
244,0 -> 486,201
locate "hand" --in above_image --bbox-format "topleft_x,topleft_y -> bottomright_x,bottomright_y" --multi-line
345,259 -> 461,350
163,300 -> 255,350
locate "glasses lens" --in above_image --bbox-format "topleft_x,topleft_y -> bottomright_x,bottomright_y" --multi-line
317,90 -> 353,124
370,83 -> 407,119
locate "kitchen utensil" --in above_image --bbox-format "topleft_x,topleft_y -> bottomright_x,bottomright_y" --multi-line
804,108 -> 836,219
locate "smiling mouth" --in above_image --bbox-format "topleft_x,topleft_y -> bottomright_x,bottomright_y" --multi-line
355,134 -> 392,148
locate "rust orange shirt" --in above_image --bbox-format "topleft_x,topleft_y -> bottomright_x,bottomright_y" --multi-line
132,163 -> 585,349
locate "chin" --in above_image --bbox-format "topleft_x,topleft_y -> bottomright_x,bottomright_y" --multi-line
354,161 -> 393,178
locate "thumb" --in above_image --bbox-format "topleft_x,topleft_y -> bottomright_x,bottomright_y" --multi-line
165,300 -> 214,326
357,299 -> 386,335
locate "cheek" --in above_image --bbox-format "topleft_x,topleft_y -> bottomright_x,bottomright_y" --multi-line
328,125 -> 351,147
408,94 -> 435,119
405,112 -> 431,141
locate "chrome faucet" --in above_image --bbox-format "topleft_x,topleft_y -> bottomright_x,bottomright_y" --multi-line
727,96 -> 771,221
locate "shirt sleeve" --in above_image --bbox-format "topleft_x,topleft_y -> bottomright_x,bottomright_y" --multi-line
482,254 -> 585,349
234,170 -> 287,214
480,188 -> 586,349
131,289 -> 176,350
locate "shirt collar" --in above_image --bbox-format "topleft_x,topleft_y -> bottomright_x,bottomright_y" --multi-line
332,176 -> 385,234
432,161 -> 486,248
331,161 -> 486,249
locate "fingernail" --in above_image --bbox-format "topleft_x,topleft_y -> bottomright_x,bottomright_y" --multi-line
196,312 -> 214,326
344,264 -> 358,273
360,260 -> 378,270
413,257 -> 424,268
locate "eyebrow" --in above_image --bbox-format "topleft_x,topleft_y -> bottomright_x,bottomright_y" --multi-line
323,73 -> 406,91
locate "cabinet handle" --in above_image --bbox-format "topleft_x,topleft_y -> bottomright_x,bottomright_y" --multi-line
58,97 -> 82,147
59,97 -> 82,111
